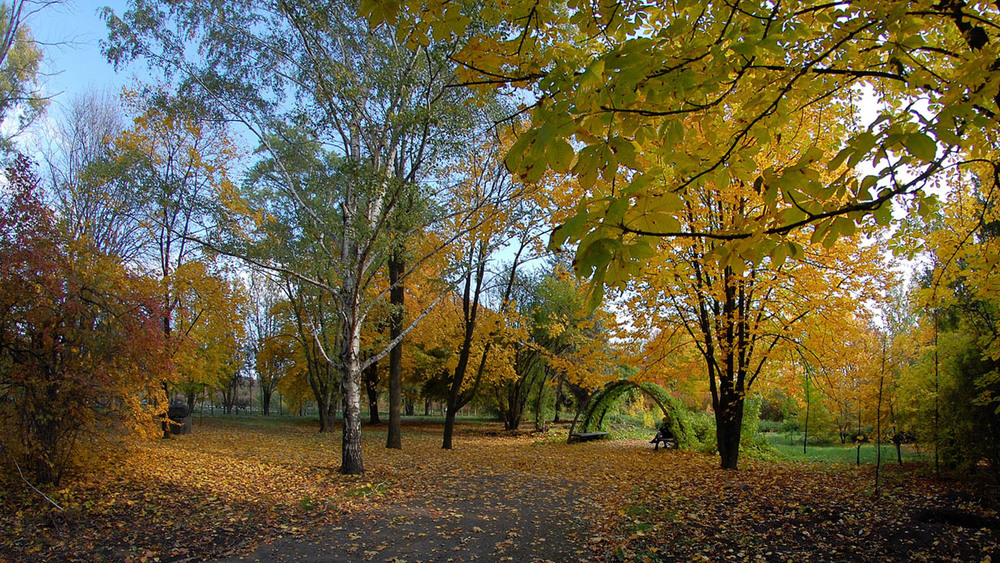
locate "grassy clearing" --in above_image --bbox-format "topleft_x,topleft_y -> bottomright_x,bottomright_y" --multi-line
765,432 -> 930,465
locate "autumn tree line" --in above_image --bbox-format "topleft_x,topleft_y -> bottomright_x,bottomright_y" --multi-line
2,0 -> 1000,489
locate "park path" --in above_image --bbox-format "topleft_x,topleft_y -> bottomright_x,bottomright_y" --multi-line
213,470 -> 595,563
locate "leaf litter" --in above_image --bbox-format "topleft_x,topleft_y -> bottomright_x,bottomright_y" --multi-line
1,418 -> 998,562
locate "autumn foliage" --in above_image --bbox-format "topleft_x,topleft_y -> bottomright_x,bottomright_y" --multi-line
0,156 -> 169,485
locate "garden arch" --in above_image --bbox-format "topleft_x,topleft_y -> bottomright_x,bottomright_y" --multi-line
569,381 -> 689,446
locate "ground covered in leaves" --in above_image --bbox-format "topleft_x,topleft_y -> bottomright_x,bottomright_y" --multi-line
2,416 -> 999,562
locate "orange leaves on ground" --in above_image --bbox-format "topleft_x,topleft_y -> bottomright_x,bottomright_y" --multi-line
3,418 -> 999,562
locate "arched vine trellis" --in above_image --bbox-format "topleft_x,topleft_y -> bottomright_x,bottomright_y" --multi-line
569,381 -> 689,447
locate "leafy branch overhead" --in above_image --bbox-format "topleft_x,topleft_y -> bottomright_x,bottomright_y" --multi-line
375,0 -> 1000,282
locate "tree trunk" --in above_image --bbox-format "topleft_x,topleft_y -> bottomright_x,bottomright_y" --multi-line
386,251 -> 404,449
856,398 -> 862,467
442,260 -> 483,450
443,406 -> 458,449
365,359 -> 381,424
161,380 -> 171,439
553,376 -> 564,423
340,365 -> 364,474
262,388 -> 272,416
317,393 -> 332,432
532,370 -> 549,431
803,375 -> 810,454
339,309 -> 365,474
501,381 -> 524,431
876,336 -> 886,496
716,392 -> 744,470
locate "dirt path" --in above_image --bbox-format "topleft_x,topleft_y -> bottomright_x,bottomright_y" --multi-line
214,471 -> 594,563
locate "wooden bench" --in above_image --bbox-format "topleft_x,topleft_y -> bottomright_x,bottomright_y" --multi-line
569,432 -> 609,443
650,428 -> 676,450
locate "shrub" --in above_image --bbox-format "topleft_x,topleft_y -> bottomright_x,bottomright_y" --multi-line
0,158 -> 169,485
740,394 -> 776,459
758,420 -> 784,434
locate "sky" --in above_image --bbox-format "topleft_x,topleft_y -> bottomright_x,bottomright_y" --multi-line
32,1 -> 132,116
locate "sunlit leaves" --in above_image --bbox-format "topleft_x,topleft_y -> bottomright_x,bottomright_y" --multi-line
0,156 -> 170,484
386,0 -> 1000,305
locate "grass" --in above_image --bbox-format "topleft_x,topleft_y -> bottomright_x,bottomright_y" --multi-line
764,432 -> 930,465
188,411 -> 935,467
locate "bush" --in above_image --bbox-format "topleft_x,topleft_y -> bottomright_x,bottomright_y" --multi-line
681,410 -> 717,454
740,394 -> 776,459
758,419 -> 784,434
0,158 -> 169,485
805,433 -> 836,446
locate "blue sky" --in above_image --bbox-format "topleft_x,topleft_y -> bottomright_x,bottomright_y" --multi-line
34,1 -> 132,113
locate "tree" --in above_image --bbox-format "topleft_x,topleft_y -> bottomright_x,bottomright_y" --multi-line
280,271 -> 342,432
486,259 -> 621,431
391,0 -> 999,267
110,94 -> 241,434
41,90 -> 147,262
171,261 -> 248,412
382,3 -> 1000,463
246,272 -> 290,416
0,1 -> 46,151
619,167 -> 887,468
0,156 -> 168,485
105,0 -> 488,474
902,175 -> 1000,476
437,142 -> 538,449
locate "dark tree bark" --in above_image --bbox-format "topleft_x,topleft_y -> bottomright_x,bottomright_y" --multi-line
496,378 -> 526,431
365,358 -> 381,424
553,376 -> 564,423
311,362 -> 337,433
386,251 -> 405,449
532,370 -> 549,431
442,253 -> 487,449
443,241 -> 525,449
261,387 -> 273,416
715,382 -> 745,470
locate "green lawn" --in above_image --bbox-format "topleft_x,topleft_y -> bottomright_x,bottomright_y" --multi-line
765,432 -> 929,464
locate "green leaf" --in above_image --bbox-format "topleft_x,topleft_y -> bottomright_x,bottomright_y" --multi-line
608,137 -> 638,169
788,241 -> 803,259
827,146 -> 852,171
633,213 -> 681,233
874,204 -> 893,225
770,244 -> 788,269
904,132 -> 937,161
547,139 -> 575,173
359,0 -> 399,25
848,132 -> 876,167
586,270 -> 606,313
574,238 -> 614,277
549,209 -> 588,250
605,196 -> 628,224
628,240 -> 656,260
505,129 -> 538,173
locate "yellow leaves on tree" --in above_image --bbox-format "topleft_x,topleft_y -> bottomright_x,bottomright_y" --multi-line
170,261 -> 249,409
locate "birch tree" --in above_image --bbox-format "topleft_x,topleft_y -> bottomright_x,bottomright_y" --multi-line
105,0 -> 488,473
